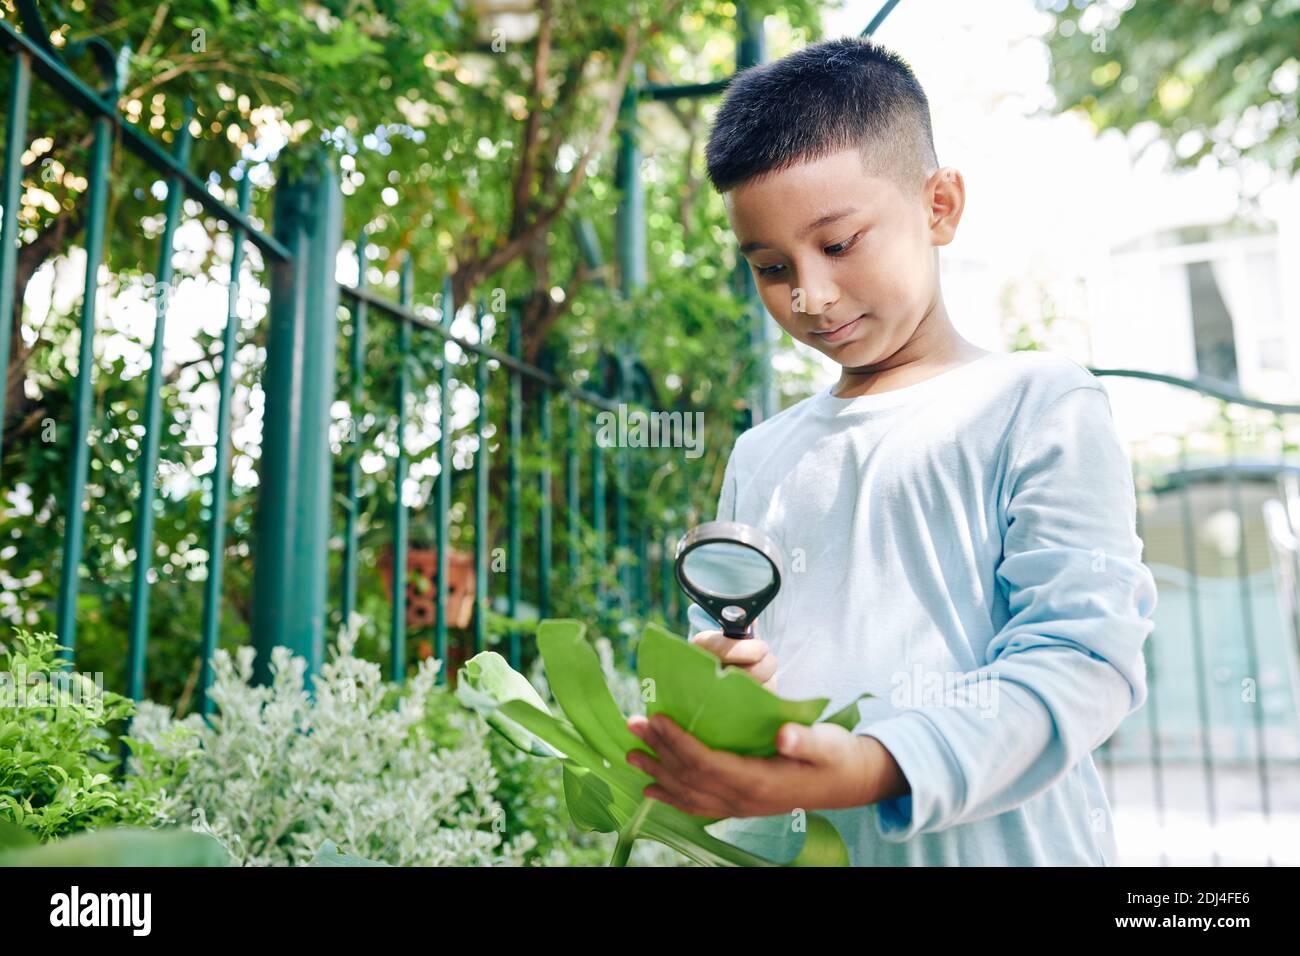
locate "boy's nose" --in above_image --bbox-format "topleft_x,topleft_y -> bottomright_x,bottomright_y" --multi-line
790,270 -> 840,318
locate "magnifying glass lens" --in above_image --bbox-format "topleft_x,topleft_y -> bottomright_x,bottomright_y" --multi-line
674,521 -> 784,640
680,541 -> 775,598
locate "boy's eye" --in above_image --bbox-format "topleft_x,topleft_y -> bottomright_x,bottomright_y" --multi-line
825,233 -> 861,256
752,233 -> 860,278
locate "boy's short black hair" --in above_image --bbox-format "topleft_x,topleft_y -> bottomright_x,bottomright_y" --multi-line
705,36 -> 939,197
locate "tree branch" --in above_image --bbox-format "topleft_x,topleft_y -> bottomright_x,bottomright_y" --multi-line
509,0 -> 554,240
472,19 -> 642,284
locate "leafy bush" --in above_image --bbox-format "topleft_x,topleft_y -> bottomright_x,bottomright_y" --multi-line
2,623 -> 689,866
0,629 -> 162,840
122,626 -> 534,866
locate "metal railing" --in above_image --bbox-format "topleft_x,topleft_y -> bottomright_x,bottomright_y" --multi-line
0,11 -> 698,718
1090,366 -> 1300,865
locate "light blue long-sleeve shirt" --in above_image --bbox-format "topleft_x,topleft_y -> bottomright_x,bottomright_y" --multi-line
687,350 -> 1158,866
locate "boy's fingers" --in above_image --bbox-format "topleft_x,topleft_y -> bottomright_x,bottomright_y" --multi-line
690,631 -> 773,666
748,655 -> 778,686
646,782 -> 725,818
649,715 -> 750,782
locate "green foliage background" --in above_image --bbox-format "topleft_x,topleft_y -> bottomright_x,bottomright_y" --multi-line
0,0 -> 824,709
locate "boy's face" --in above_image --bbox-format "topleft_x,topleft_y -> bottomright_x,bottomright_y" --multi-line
725,146 -> 965,370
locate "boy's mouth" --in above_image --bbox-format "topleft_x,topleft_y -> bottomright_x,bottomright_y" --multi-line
811,314 -> 866,344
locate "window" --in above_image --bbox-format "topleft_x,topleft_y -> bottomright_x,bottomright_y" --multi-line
1186,260 -> 1239,385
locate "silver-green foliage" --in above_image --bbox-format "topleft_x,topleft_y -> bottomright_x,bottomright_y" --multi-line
124,627 -> 533,867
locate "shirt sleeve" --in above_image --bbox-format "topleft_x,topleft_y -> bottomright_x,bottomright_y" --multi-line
859,384 -> 1158,840
686,444 -> 741,639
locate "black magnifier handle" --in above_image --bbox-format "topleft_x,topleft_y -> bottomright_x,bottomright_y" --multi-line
718,606 -> 755,640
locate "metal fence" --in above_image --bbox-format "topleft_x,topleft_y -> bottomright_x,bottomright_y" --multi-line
0,12 -> 697,718
1091,368 -> 1300,865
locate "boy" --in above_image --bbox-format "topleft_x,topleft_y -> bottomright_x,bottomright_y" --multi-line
624,36 -> 1158,866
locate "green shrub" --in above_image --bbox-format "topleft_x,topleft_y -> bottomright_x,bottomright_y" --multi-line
121,627 -> 535,866
0,629 -> 161,840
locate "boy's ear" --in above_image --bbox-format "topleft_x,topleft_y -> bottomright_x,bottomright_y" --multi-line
926,167 -> 966,246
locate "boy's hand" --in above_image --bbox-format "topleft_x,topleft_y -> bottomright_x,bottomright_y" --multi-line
625,713 -> 904,818
690,626 -> 778,692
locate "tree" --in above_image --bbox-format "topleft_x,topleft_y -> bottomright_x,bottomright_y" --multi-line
1041,0 -> 1299,183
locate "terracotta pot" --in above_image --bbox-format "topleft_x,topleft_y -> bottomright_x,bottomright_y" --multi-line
377,544 -> 477,632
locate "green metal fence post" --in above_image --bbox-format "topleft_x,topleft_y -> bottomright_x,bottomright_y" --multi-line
198,174 -> 252,717
538,360 -> 553,620
341,230 -> 369,631
615,433 -> 630,616
735,3 -> 774,425
251,152 -> 341,688
507,306 -> 522,668
566,398 -> 581,581
53,57 -> 120,661
592,428 -> 607,619
125,99 -> 194,702
0,50 -> 32,472
388,256 -> 413,684
473,300 -> 490,657
435,276 -> 453,683
661,533 -> 675,626
637,529 -> 650,618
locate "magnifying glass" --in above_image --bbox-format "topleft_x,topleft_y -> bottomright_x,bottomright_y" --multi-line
674,520 -> 783,639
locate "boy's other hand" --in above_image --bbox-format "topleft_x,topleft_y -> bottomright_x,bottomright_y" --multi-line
625,713 -> 903,818
690,627 -> 778,692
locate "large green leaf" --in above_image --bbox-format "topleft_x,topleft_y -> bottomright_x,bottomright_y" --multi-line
536,619 -> 645,768
495,693 -> 779,866
562,765 -> 620,834
0,828 -> 230,867
639,622 -> 832,756
460,619 -> 873,867
456,649 -> 565,757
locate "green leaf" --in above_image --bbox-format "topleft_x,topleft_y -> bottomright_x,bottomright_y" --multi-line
497,698 -> 649,801
456,651 -> 560,757
562,765 -> 620,834
535,619 -> 645,767
0,828 -> 230,867
637,622 -> 828,756
309,840 -> 391,867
